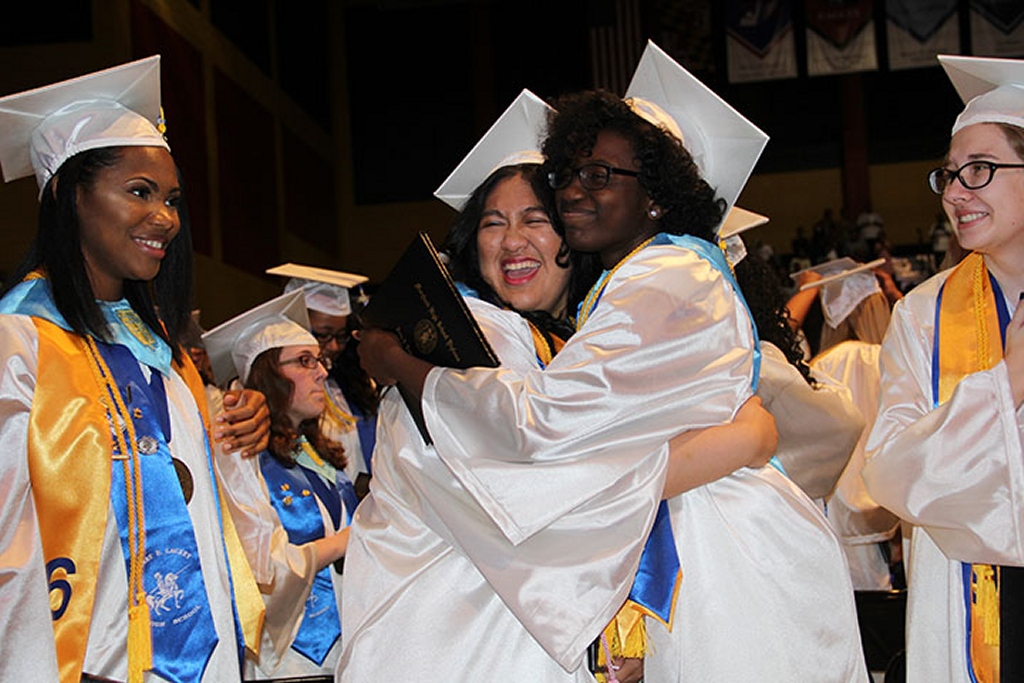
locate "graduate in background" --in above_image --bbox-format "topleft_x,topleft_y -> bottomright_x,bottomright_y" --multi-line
204,291 -> 352,682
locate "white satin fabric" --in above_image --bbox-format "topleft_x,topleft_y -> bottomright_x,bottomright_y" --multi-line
215,446 -> 346,678
863,266 -> 1024,682
423,243 -> 866,681
0,314 -> 242,682
321,377 -> 370,482
760,341 -> 863,500
339,296 -> 665,680
813,341 -> 900,590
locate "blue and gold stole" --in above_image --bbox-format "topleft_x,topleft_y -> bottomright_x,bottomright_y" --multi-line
933,252 -> 1013,683
2,275 -> 263,683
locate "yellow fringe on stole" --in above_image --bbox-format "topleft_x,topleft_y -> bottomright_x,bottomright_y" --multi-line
938,253 -> 1002,682
595,604 -> 649,682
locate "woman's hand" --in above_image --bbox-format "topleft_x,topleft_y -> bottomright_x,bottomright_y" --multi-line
733,395 -> 779,469
1005,297 -> 1024,407
215,388 -> 270,456
354,328 -> 405,386
356,328 -> 434,402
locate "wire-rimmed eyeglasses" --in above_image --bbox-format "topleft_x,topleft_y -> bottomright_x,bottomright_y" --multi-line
928,160 -> 1024,195
547,162 -> 639,191
279,353 -> 332,371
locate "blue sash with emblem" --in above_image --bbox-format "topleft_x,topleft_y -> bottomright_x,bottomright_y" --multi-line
99,342 -> 219,683
260,452 -> 342,665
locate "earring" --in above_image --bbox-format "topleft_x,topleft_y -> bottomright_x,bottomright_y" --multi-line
648,207 -> 660,219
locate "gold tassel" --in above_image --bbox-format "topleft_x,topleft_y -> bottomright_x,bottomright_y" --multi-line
977,565 -> 1001,646
127,591 -> 153,683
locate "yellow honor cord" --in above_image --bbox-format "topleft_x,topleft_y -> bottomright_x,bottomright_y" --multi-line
82,336 -> 152,681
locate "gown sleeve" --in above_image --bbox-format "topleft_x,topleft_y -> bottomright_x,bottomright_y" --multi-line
423,245 -> 757,544
759,342 -> 864,499
863,287 -> 1024,564
0,315 -> 62,681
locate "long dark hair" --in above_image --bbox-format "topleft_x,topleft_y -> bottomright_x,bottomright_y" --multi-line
3,146 -> 194,363
442,163 -> 600,338
733,255 -> 815,386
542,89 -> 725,244
246,347 -> 347,469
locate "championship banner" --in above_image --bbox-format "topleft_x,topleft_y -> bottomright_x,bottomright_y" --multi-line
805,0 -> 878,76
725,0 -> 797,83
887,0 -> 960,71
970,0 -> 1024,57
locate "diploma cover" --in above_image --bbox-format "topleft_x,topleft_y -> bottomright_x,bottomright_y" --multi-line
358,232 -> 499,442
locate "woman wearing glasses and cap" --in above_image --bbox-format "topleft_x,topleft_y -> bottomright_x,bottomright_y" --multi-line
863,55 -> 1024,683
358,44 -> 867,682
202,293 -> 353,682
0,58 -> 267,682
341,90 -> 778,682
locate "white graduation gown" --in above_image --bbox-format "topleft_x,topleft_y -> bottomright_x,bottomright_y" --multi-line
0,314 -> 242,682
339,297 -> 667,681
422,241 -> 867,682
813,341 -> 900,590
863,267 -> 1024,683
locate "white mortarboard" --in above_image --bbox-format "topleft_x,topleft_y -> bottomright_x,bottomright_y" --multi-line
0,55 -> 168,194
434,88 -> 553,211
938,54 -> 1024,135
719,206 -> 769,267
625,40 -> 769,233
790,257 -> 886,328
267,263 -> 368,318
201,289 -> 317,385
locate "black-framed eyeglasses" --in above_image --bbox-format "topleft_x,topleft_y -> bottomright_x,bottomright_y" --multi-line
927,160 -> 1024,195
279,353 -> 332,371
547,162 -> 640,191
310,330 -> 351,346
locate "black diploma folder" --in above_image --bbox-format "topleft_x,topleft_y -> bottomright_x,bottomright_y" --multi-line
357,231 -> 499,442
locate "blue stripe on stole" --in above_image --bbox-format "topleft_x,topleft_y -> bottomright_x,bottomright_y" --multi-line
260,454 -> 342,665
935,271 -> 1009,683
98,342 -> 219,683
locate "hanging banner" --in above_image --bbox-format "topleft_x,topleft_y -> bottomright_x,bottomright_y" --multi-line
725,0 -> 797,83
970,0 -> 1024,57
887,0 -> 960,71
805,0 -> 878,76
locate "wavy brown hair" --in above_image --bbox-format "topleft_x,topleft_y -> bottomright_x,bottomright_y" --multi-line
246,347 -> 347,470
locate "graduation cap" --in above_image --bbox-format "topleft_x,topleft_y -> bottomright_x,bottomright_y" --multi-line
267,263 -> 369,317
791,257 -> 886,328
201,289 -> 316,385
625,40 -> 769,234
719,205 -> 769,267
938,54 -> 1024,135
0,55 -> 167,194
434,88 -> 553,211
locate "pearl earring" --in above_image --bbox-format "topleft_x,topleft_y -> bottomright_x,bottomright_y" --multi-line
648,208 -> 660,219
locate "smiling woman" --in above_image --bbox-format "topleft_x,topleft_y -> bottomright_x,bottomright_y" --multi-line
863,55 -> 1024,683
0,57 -> 268,682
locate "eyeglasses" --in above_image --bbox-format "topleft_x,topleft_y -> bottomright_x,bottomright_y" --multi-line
310,330 -> 351,346
547,162 -> 639,191
927,160 -> 1024,195
279,353 -> 332,371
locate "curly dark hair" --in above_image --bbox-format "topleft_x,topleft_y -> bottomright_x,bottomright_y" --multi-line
541,89 -> 725,244
246,347 -> 347,470
442,163 -> 601,340
3,147 -> 194,363
733,255 -> 815,386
